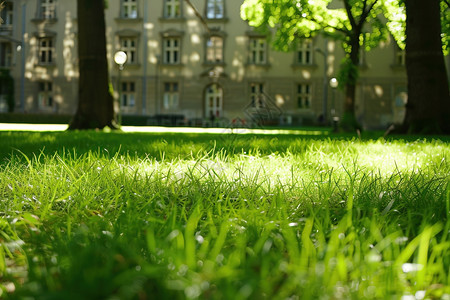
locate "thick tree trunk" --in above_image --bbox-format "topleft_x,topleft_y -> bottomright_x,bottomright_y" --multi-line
341,34 -> 362,132
68,0 -> 118,130
402,0 -> 450,134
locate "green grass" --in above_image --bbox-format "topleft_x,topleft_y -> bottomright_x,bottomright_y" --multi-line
0,130 -> 449,299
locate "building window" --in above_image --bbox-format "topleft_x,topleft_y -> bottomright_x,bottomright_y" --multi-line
120,38 -> 137,63
121,82 -> 135,107
163,82 -> 179,110
296,40 -> 313,65
163,38 -> 181,64
0,43 -> 12,67
206,0 -> 224,19
205,83 -> 222,118
297,84 -> 311,109
39,38 -> 54,64
164,0 -> 181,18
40,0 -> 56,20
0,2 -> 13,28
250,83 -> 265,108
122,0 -> 138,18
206,36 -> 223,63
249,38 -> 267,64
38,82 -> 53,108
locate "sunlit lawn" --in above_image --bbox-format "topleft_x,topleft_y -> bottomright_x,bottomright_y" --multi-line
0,129 -> 449,299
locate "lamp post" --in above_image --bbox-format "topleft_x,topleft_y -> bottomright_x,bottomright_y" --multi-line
114,51 -> 127,125
329,77 -> 339,132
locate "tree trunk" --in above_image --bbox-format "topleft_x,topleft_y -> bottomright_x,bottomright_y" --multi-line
68,0 -> 118,130
402,0 -> 450,134
341,33 -> 362,132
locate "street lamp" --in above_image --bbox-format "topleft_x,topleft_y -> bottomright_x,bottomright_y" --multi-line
329,77 -> 339,132
114,50 -> 127,70
114,51 -> 127,125
329,77 -> 338,88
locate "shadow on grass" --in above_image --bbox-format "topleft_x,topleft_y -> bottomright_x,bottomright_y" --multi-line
0,127 -> 449,163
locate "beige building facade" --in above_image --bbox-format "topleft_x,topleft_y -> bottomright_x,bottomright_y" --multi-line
1,0 -> 409,129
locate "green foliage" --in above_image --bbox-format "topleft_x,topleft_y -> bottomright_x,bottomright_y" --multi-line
383,0 -> 406,49
241,0 -> 392,55
337,58 -> 359,88
241,0 -> 339,51
0,131 -> 449,298
441,0 -> 450,55
379,0 -> 450,54
240,0 -> 396,118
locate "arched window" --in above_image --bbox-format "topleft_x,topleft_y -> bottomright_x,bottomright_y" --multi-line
205,84 -> 223,118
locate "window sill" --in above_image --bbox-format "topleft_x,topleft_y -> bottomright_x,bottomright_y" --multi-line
291,63 -> 318,70
205,17 -> 229,23
202,62 -> 226,67
114,17 -> 143,23
245,63 -> 271,69
0,26 -> 13,33
160,63 -> 184,67
31,18 -> 58,24
36,63 -> 57,67
158,17 -> 186,23
200,66 -> 228,78
113,63 -> 141,71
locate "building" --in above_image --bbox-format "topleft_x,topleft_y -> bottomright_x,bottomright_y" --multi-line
1,0 -> 409,129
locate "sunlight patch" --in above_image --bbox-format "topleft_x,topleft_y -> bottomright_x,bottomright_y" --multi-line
0,123 -> 68,131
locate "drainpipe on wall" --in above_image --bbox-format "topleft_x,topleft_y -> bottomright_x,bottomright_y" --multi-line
19,2 -> 26,112
322,39 -> 329,124
141,0 -> 148,115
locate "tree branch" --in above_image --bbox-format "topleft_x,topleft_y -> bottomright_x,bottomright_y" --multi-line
361,0 -> 368,19
184,0 -> 210,33
327,24 -> 351,35
343,0 -> 358,30
359,0 -> 379,27
306,10 -> 350,35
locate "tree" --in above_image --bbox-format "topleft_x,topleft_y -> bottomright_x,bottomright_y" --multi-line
241,0 -> 391,131
401,0 -> 450,134
68,0 -> 118,130
0,2 -> 4,23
